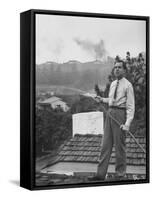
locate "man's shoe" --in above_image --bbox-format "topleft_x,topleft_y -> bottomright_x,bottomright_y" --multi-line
88,176 -> 105,181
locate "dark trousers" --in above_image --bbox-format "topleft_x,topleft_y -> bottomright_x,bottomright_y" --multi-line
97,108 -> 126,179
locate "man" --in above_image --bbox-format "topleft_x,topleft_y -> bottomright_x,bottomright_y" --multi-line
90,60 -> 135,181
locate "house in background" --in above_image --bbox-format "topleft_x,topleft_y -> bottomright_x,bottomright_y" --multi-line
38,96 -> 69,112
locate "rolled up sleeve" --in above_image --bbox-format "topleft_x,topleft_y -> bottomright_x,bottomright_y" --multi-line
102,98 -> 109,103
125,84 -> 135,127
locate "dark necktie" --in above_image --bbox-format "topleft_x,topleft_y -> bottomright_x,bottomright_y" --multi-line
114,80 -> 119,99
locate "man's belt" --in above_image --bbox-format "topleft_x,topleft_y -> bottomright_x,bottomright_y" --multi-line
109,106 -> 126,110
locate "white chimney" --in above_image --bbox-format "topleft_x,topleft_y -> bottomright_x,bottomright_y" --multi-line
72,111 -> 104,136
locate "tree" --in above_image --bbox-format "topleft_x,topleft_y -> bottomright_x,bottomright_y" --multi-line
70,95 -> 99,114
36,107 -> 72,157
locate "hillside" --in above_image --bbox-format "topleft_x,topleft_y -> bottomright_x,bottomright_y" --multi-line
36,58 -> 114,92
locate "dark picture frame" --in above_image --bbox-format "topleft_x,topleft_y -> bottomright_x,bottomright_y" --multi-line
20,9 -> 150,190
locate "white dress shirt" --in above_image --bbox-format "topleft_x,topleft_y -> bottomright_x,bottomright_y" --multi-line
102,77 -> 135,127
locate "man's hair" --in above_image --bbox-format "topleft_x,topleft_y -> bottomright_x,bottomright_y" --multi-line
114,60 -> 127,71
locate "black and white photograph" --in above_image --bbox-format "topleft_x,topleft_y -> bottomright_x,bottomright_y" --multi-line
34,11 -> 149,188
1,0 -> 153,197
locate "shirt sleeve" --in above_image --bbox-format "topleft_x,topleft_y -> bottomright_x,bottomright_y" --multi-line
102,97 -> 109,103
125,84 -> 135,127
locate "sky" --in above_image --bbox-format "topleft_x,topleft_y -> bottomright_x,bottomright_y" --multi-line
36,14 -> 146,64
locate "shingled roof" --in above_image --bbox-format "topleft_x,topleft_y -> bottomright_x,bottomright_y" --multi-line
36,134 -> 146,185
47,134 -> 146,167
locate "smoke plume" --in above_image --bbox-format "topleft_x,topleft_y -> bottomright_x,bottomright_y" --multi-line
74,38 -> 107,60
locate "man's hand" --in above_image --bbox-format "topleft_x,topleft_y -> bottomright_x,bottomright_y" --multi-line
95,96 -> 103,103
120,124 -> 129,132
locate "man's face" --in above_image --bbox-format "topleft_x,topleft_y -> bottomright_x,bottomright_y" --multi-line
114,62 -> 125,79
